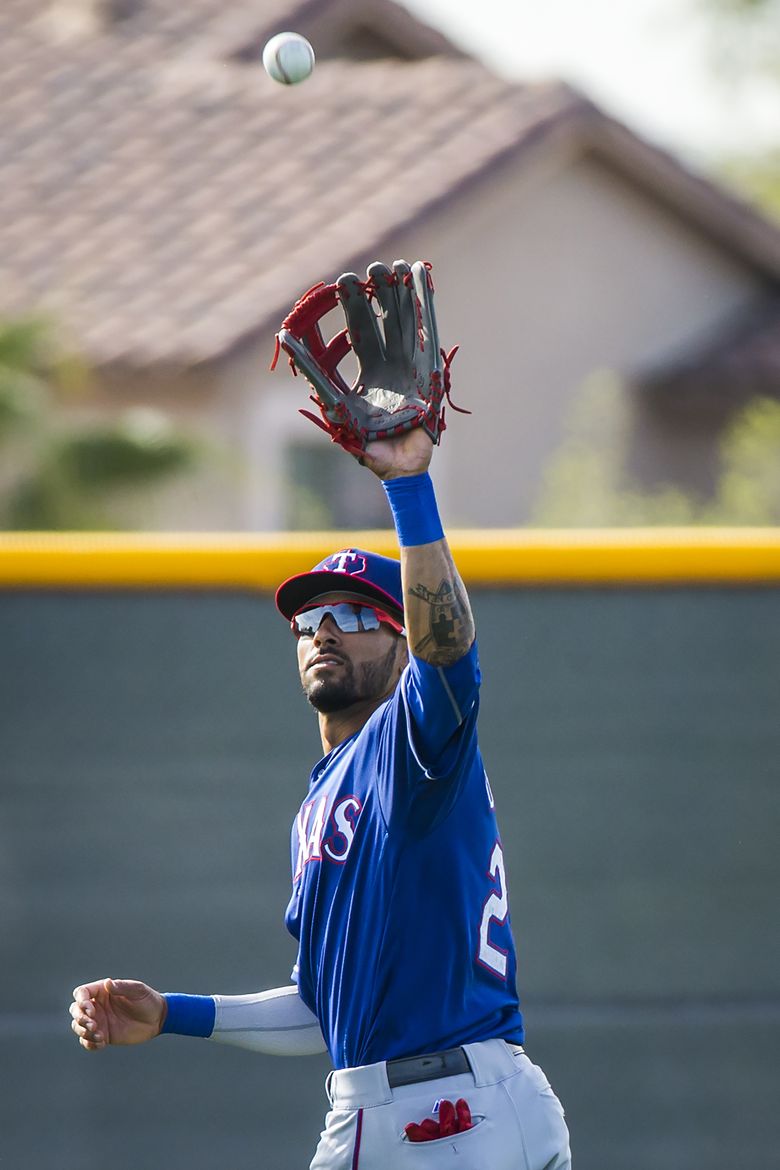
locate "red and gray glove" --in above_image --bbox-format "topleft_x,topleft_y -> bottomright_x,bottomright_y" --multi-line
404,1097 -> 474,1143
271,259 -> 465,457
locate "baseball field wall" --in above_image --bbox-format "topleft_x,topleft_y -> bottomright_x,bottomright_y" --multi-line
2,530 -> 778,1170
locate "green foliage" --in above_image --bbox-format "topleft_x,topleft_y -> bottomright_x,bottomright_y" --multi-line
705,397 -> 780,523
693,0 -> 780,222
0,316 -> 202,530
718,150 -> 780,222
530,373 -> 694,527
530,373 -> 780,527
698,0 -> 780,81
0,318 -> 59,442
0,368 -> 47,440
0,317 -> 56,374
58,410 -> 198,488
705,0 -> 777,16
7,465 -> 108,531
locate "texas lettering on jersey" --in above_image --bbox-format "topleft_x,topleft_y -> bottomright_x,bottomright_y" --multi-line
294,793 -> 362,879
294,772 -> 495,882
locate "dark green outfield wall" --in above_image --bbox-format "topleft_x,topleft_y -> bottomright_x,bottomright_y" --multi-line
1,589 -> 778,1169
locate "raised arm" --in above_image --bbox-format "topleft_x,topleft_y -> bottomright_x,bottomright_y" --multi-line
362,428 -> 475,667
401,534 -> 474,667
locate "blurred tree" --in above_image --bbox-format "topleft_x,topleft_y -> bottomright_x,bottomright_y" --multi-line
530,373 -> 780,526
696,0 -> 780,220
719,150 -> 780,220
698,0 -> 780,82
532,3 -> 780,529
0,317 -> 202,530
704,396 -> 780,523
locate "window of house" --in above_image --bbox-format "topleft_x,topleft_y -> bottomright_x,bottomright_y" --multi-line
283,441 -> 390,531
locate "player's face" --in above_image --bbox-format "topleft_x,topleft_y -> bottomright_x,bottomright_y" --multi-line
295,595 -> 407,714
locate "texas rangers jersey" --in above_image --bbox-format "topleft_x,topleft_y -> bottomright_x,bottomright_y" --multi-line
284,640 -> 524,1071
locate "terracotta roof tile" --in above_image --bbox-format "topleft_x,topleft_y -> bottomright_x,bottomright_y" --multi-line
1,5 -> 583,364
8,3 -> 776,370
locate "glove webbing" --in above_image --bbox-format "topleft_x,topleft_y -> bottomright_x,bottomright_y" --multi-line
270,281 -> 350,388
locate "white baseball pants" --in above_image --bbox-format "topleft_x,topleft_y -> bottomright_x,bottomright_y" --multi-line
309,1038 -> 571,1169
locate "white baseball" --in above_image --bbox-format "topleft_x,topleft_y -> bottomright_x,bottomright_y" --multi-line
262,32 -> 315,86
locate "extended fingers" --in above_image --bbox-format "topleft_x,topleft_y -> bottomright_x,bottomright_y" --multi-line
336,272 -> 385,370
410,261 -> 440,368
366,262 -> 403,360
392,260 -> 417,357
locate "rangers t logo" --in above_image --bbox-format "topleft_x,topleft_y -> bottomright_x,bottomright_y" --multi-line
322,550 -> 367,576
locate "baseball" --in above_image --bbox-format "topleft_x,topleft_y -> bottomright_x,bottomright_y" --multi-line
262,32 -> 315,86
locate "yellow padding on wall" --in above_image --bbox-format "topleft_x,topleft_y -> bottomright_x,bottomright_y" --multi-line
0,529 -> 779,589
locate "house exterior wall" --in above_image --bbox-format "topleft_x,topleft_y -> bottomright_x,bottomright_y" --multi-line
98,148 -> 766,531
380,149 -> 763,527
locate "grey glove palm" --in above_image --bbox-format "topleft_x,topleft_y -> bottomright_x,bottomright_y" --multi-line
272,259 -> 461,456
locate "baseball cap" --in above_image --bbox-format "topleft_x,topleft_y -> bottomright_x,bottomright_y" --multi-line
275,548 -> 403,621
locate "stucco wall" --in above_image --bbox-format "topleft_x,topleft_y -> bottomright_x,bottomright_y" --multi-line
98,147 -> 764,531
381,149 -> 761,525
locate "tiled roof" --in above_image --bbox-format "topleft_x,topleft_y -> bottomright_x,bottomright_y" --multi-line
116,0 -> 464,59
2,1 -> 779,369
0,1 -> 587,365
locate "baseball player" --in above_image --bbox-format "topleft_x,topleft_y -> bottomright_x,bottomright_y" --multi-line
69,263 -> 571,1168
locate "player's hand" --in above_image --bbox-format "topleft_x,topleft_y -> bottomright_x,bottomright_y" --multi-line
360,427 -> 434,481
69,978 -> 166,1051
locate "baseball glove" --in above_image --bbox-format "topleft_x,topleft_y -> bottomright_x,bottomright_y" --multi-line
271,260 -> 465,457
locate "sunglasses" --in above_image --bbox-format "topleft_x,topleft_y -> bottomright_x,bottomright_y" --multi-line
291,601 -> 406,639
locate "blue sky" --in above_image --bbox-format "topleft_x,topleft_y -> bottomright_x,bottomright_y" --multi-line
400,0 -> 777,161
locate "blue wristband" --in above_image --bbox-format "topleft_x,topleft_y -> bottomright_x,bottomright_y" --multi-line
160,993 -> 215,1037
382,473 -> 444,547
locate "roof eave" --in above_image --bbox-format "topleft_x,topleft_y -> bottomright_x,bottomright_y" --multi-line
573,100 -> 780,281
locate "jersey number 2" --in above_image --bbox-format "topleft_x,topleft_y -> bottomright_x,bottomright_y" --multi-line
478,842 -> 508,978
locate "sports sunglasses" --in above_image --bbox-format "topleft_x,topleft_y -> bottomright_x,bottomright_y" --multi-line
291,601 -> 406,638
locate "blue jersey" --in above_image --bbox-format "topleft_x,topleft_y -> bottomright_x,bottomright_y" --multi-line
284,640 -> 524,1070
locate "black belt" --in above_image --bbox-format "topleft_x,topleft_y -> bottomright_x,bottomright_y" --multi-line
386,1046 -> 471,1089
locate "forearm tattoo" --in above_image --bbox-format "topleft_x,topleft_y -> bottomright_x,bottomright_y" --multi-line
408,577 -> 473,661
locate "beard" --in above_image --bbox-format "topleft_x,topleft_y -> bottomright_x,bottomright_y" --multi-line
302,640 -> 400,713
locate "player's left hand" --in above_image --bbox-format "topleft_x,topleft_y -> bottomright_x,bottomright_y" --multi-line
360,426 -> 434,481
273,260 -> 465,458
69,978 -> 166,1050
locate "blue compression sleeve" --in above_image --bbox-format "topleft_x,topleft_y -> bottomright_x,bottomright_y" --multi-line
160,993 -> 215,1037
382,472 -> 444,547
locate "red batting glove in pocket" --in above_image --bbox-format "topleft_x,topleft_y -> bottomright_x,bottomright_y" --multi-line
404,1098 -> 474,1142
